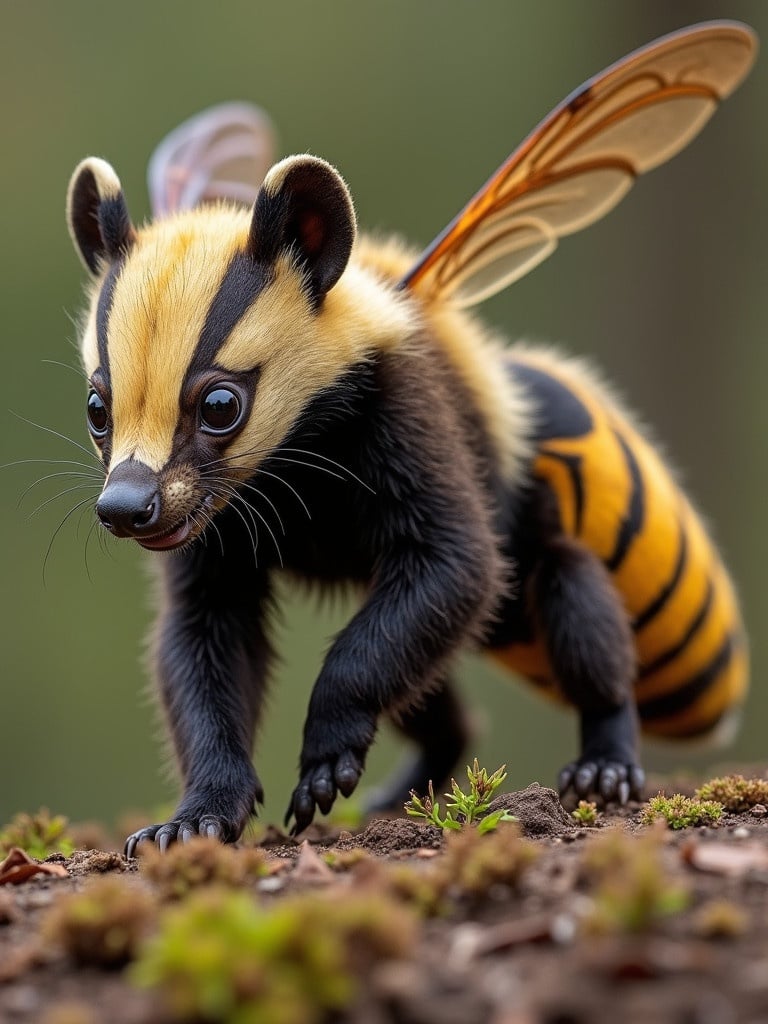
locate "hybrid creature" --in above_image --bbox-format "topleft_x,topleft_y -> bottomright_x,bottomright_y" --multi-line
65,22 -> 756,851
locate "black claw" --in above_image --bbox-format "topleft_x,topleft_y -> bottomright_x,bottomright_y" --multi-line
574,763 -> 597,797
629,766 -> 646,799
311,765 -> 336,814
181,827 -> 195,843
158,832 -> 171,853
598,768 -> 619,802
125,837 -> 137,859
618,780 -> 631,805
335,751 -> 361,796
204,822 -> 220,839
558,763 -> 577,795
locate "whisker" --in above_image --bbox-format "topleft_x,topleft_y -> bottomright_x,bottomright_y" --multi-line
204,472 -> 287,538
278,447 -> 375,493
83,515 -> 100,584
28,483 -> 100,520
209,488 -> 260,570
43,495 -> 99,585
1,457 -> 103,473
17,470 -> 102,508
10,412 -> 101,465
41,358 -> 88,382
254,468 -> 311,521
210,480 -> 284,568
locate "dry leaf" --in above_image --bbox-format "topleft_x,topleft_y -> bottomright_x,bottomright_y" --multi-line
0,848 -> 68,885
682,840 -> 768,877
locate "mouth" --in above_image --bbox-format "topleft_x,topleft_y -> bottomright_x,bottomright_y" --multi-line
136,519 -> 194,551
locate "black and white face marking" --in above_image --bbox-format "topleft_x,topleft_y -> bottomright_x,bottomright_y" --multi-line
68,152 -> 412,551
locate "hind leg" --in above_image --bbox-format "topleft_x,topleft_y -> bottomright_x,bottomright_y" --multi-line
364,676 -> 470,813
530,536 -> 645,804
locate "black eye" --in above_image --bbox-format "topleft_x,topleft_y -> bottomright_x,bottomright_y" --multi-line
200,386 -> 243,434
87,390 -> 108,437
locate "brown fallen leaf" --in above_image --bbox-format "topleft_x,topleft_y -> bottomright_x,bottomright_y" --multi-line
0,848 -> 68,886
292,840 -> 335,884
682,839 -> 768,877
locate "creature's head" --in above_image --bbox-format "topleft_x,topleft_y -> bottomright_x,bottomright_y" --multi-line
67,154 -> 368,551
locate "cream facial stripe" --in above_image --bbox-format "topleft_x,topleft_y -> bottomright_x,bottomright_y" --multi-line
96,208 -> 252,472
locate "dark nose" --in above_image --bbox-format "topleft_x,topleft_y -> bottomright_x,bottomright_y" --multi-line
96,460 -> 161,537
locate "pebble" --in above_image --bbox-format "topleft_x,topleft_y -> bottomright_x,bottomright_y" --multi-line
257,876 -> 284,893
733,826 -> 751,839
750,804 -> 767,818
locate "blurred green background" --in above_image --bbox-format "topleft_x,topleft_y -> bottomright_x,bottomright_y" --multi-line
1,1 -> 766,830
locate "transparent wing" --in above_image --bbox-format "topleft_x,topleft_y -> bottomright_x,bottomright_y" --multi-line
147,102 -> 276,217
400,20 -> 757,307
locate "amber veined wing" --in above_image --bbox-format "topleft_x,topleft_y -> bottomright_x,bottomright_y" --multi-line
399,20 -> 758,308
147,102 -> 276,217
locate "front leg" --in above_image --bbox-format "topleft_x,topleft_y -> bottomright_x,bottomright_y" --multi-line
287,530 -> 502,833
125,541 -> 273,855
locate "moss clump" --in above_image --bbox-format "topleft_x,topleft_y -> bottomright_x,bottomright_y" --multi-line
44,876 -> 156,968
696,774 -> 768,812
441,823 -> 538,896
642,792 -> 723,830
0,809 -> 75,859
572,801 -> 599,827
378,823 -> 538,917
323,848 -> 372,872
693,899 -> 749,939
582,827 -> 689,933
132,887 -> 417,1023
139,836 -> 267,900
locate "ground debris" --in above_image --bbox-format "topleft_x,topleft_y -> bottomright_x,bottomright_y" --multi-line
0,848 -> 68,886
486,783 -> 576,837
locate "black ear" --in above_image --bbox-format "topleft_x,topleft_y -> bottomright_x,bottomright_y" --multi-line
248,155 -> 356,307
67,158 -> 136,275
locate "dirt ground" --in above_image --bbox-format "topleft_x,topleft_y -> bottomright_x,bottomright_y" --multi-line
2,779 -> 768,1024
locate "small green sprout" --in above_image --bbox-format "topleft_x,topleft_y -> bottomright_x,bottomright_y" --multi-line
405,760 -> 516,833
696,774 -> 768,812
0,808 -> 75,860
642,792 -> 723,830
572,801 -> 599,826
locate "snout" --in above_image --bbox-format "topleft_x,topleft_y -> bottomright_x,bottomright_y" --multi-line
96,459 -> 195,550
96,460 -> 160,537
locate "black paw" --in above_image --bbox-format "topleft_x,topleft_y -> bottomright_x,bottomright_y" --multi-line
124,815 -> 240,858
558,759 -> 645,806
285,749 -> 365,835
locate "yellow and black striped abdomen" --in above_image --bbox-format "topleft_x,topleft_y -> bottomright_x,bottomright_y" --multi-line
491,349 -> 747,739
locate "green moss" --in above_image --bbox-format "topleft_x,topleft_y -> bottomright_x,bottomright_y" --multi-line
642,792 -> 723,830
132,888 -> 418,1023
377,822 -> 538,917
583,827 -> 689,933
44,876 -> 156,968
571,801 -> 599,827
139,836 -> 268,900
0,808 -> 75,860
696,774 -> 768,812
